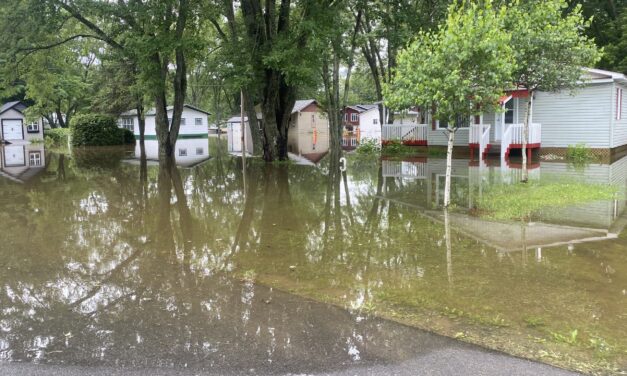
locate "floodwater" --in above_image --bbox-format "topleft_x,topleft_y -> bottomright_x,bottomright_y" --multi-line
0,139 -> 625,375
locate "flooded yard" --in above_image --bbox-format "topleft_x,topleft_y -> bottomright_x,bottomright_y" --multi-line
0,139 -> 625,375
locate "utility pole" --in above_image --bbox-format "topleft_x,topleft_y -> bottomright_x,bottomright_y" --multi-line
240,89 -> 246,161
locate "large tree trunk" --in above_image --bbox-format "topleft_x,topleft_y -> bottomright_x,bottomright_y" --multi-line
443,128 -> 455,207
521,92 -> 533,183
136,102 -> 145,144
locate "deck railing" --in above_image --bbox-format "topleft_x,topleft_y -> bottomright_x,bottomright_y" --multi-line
501,123 -> 541,159
470,124 -> 491,159
342,134 -> 358,147
382,160 -> 427,179
382,124 -> 428,144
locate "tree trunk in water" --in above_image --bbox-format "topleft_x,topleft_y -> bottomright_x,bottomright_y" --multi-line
443,129 -> 455,207
521,92 -> 533,183
137,102 -> 146,144
444,208 -> 453,286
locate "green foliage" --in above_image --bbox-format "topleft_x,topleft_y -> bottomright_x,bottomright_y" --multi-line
44,128 -> 71,147
476,181 -> 617,220
566,143 -> 596,164
507,0 -> 601,94
355,138 -> 381,155
382,141 -> 414,156
551,329 -> 579,345
386,1 -> 514,125
71,114 -> 134,147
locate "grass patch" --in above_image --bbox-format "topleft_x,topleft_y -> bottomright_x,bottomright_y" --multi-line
475,181 -> 617,220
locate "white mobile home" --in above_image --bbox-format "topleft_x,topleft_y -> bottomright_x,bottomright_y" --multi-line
124,139 -> 211,168
342,104 -> 381,148
0,102 -> 44,144
382,68 -> 627,161
119,104 -> 211,140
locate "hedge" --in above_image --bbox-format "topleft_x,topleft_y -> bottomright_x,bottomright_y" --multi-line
70,114 -> 136,147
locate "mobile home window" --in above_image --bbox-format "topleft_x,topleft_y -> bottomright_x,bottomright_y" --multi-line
29,152 -> 41,167
618,88 -> 623,120
196,147 -> 204,155
373,118 -> 378,125
351,113 -> 358,122
180,118 -> 186,125
26,122 -> 39,133
195,117 -> 203,125
504,99 -> 514,124
121,118 -> 134,131
179,148 -> 187,157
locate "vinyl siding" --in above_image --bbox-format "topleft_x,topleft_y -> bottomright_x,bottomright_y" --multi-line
131,108 -> 209,137
427,127 -> 469,146
287,111 -> 330,155
533,83 -> 612,148
0,108 -> 44,142
612,82 -> 627,147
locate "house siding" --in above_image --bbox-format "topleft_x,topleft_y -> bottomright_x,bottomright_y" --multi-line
359,109 -> 381,141
0,108 -> 44,142
427,127 -> 470,146
532,83 -> 612,148
612,82 -> 627,148
129,107 -> 209,138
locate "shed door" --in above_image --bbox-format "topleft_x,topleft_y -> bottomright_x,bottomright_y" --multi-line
2,120 -> 24,140
4,145 -> 26,167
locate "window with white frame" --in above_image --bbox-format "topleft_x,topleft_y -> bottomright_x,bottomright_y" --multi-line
195,117 -> 203,126
26,121 -> 39,133
504,99 -> 515,124
196,147 -> 204,155
179,148 -> 187,157
373,118 -> 378,124
29,152 -> 41,167
344,113 -> 348,122
121,117 -> 134,131
617,88 -> 623,120
351,113 -> 358,122
180,118 -> 186,125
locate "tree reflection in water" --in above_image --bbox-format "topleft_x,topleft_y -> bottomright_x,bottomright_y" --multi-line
0,143 -> 625,372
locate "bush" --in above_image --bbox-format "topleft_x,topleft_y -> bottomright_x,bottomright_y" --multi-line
566,143 -> 594,164
382,140 -> 413,156
44,128 -> 71,147
121,128 -> 135,144
71,114 -> 135,147
356,138 -> 381,155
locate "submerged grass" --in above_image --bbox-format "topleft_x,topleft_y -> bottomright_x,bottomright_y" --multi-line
475,180 -> 618,220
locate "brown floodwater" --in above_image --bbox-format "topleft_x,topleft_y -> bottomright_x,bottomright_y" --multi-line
0,139 -> 625,375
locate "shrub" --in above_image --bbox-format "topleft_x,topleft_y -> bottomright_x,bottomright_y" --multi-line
382,140 -> 413,156
44,128 -> 71,147
356,138 -> 381,155
71,114 -> 135,147
121,128 -> 135,144
566,143 -> 594,164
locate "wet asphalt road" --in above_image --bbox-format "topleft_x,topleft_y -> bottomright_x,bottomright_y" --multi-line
0,283 -> 580,376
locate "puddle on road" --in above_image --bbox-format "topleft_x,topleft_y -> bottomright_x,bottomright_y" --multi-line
0,139 -> 625,374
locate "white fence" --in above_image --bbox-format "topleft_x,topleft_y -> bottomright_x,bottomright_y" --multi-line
382,160 -> 427,179
382,124 -> 428,143
501,123 -> 541,159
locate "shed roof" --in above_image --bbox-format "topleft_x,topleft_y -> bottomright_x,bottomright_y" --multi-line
292,99 -> 317,114
0,101 -> 27,115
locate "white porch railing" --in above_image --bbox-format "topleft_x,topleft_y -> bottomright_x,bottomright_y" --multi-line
382,160 -> 427,179
501,123 -> 541,159
342,134 -> 358,147
382,124 -> 428,144
470,124 -> 491,159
